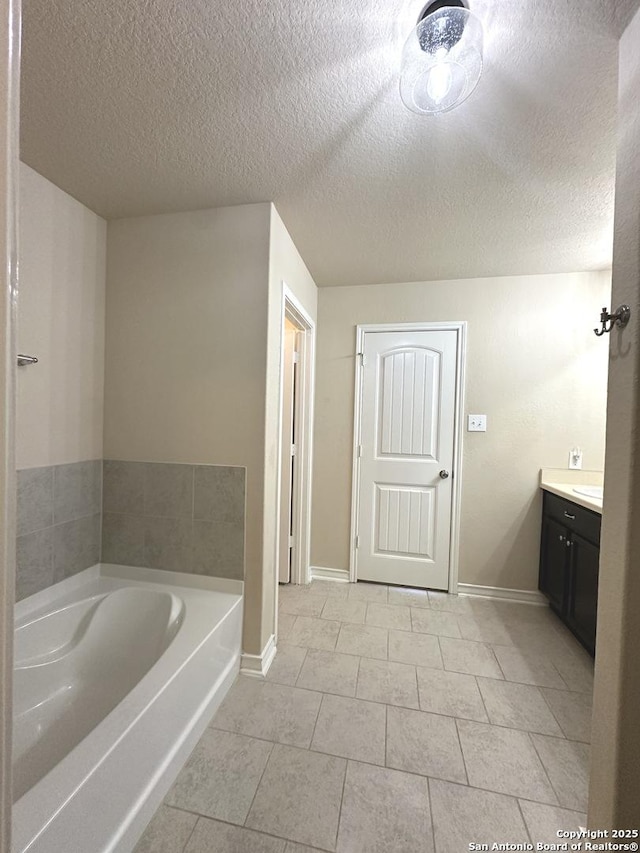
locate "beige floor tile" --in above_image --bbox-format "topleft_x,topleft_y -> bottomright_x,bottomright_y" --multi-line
211,677 -> 322,748
266,643 -> 308,686
456,720 -> 558,804
166,729 -> 273,824
540,687 -> 592,742
518,800 -> 587,845
321,598 -> 367,624
133,805 -> 197,853
311,694 -> 386,765
491,645 -> 566,688
277,611 -> 297,640
284,844 -> 324,853
457,614 -> 518,645
356,657 -> 419,708
386,706 -> 467,783
388,586 -> 431,608
184,818 -> 286,853
336,761 -> 433,853
477,677 -> 564,736
279,592 -> 326,618
428,591 -> 474,614
388,629 -> 443,669
429,779 -> 529,851
549,648 -> 595,694
335,623 -> 388,660
296,648 -> 360,697
246,744 -> 346,851
440,637 -> 503,678
417,667 -> 488,722
530,734 -> 590,811
366,602 -> 412,631
348,582 -> 388,603
288,615 -> 341,651
411,608 -> 462,638
309,579 -> 349,599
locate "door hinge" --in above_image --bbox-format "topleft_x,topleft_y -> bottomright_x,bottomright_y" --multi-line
291,443 -> 297,457
357,444 -> 362,458
355,535 -> 360,549
289,535 -> 294,548
293,351 -> 300,364
357,352 -> 367,367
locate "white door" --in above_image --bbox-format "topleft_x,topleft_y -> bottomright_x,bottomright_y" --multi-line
355,329 -> 459,590
279,322 -> 298,583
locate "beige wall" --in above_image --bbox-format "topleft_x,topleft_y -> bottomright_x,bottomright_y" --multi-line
312,271 -> 610,591
263,206 -> 317,645
17,163 -> 106,469
104,203 -> 271,654
589,6 -> 640,827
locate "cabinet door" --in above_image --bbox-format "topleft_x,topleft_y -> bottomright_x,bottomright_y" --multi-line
539,516 -> 568,613
567,533 -> 599,655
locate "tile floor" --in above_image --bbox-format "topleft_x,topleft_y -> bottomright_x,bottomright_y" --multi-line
135,580 -> 594,853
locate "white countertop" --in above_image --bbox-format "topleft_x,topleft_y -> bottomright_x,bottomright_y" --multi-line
539,468 -> 603,515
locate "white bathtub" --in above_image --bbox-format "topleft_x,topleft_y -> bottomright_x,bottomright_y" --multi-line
12,564 -> 243,853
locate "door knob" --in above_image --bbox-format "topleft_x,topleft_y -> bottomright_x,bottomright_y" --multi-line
439,470 -> 450,479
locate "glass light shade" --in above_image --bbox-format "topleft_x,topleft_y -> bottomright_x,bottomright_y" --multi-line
400,6 -> 483,115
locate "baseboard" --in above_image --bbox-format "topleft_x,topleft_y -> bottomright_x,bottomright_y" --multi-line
310,566 -> 350,582
458,582 -> 546,605
240,634 -> 277,677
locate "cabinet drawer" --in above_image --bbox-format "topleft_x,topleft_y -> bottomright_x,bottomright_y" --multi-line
543,491 -> 601,546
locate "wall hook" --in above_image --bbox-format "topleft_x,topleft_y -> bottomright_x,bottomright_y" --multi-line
594,305 -> 631,337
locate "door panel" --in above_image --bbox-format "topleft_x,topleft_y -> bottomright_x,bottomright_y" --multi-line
356,330 -> 458,590
279,323 -> 297,583
539,516 -> 568,614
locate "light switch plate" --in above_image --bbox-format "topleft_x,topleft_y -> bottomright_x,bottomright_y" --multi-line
468,414 -> 487,432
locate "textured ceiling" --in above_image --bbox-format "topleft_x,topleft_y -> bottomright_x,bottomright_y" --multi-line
20,0 -> 640,286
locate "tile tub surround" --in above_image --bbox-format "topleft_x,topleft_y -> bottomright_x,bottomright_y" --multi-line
102,461 -> 246,580
16,461 -> 102,600
136,580 -> 593,853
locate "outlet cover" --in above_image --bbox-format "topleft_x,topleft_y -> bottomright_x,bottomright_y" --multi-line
468,414 -> 487,432
569,448 -> 583,469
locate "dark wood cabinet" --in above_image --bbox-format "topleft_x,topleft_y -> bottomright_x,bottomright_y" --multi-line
538,490 -> 601,656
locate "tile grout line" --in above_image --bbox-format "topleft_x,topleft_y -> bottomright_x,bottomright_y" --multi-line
333,758 -> 349,852
426,777 -> 437,853
453,717 -> 471,786
515,798 -> 533,846
179,812 -> 201,853
241,739 -> 277,830
527,731 -> 563,809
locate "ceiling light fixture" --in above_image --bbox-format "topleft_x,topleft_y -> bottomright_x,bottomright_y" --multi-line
400,0 -> 483,115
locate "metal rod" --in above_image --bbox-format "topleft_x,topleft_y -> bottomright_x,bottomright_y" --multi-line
17,354 -> 38,366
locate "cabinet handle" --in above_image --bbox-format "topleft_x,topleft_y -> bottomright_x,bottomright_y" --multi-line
566,540 -> 572,547
564,511 -> 576,520
558,534 -> 564,542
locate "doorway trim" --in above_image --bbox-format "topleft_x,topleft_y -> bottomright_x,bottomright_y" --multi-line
350,322 -> 466,592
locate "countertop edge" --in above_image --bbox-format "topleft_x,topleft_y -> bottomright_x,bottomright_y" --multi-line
540,482 -> 603,515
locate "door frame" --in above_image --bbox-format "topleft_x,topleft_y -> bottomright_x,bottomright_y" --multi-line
275,283 -> 316,591
350,322 -> 466,592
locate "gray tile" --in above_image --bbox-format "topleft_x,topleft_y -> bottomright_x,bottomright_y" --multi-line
53,512 -> 101,579
430,779 -> 529,850
166,729 -> 272,824
266,643 -> 308,686
348,582 -> 388,603
184,818 -> 285,853
386,706 -> 467,783
417,667 -> 488,722
458,614 -> 518,645
211,677 -> 322,748
296,649 -> 359,697
530,734 -> 590,811
53,460 -> 102,524
540,687 -> 592,742
388,629 -> 443,669
428,591 -> 474,614
388,586 -> 431,608
366,603 -> 411,631
309,579 -> 349,599
337,760 -> 433,853
144,462 -> 193,518
192,519 -> 244,579
280,590 -> 326,617
311,694 -> 386,765
492,645 -> 566,689
16,528 -> 54,600
456,720 -> 558,804
102,512 -> 145,566
103,460 -> 145,515
284,845 -> 323,853
287,616 -> 340,651
518,800 -> 587,845
335,623 -> 388,660
477,678 -> 564,736
321,598 -> 367,624
246,744 -> 346,851
411,608 -> 461,638
144,516 -> 193,572
550,648 -> 595,694
440,637 -> 503,678
356,658 -> 419,709
133,805 -> 197,853
194,465 -> 245,524
17,466 -> 53,536
277,611 -> 297,640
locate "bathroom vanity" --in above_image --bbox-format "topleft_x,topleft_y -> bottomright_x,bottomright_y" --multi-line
538,476 -> 602,657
